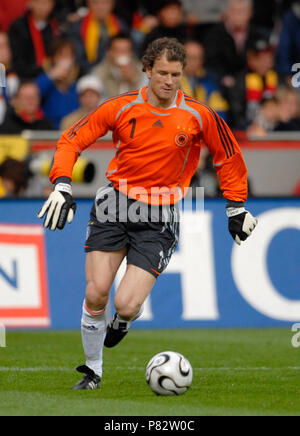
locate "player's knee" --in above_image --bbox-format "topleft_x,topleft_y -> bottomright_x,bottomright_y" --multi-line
114,298 -> 140,321
86,279 -> 110,308
117,306 -> 139,320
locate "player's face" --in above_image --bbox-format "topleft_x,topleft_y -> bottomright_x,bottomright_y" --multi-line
146,55 -> 183,106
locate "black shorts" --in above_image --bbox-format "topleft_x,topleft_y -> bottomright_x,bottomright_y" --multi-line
85,184 -> 180,278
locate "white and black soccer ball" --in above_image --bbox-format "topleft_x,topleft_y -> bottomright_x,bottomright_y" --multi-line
146,351 -> 193,396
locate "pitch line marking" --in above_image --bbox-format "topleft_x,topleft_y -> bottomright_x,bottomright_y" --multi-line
126,366 -> 300,372
0,366 -> 299,372
0,366 -> 71,372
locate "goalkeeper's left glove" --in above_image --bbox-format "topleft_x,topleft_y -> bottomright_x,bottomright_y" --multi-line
227,204 -> 258,246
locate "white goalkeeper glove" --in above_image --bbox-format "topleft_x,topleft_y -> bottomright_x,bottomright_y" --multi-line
227,206 -> 258,246
38,183 -> 76,231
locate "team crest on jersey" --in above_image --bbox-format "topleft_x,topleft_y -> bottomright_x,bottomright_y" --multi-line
175,132 -> 189,147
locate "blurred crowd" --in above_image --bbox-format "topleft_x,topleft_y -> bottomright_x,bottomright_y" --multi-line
0,0 -> 300,196
0,0 -> 299,135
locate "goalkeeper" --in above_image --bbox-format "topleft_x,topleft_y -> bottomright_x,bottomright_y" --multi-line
38,37 -> 257,390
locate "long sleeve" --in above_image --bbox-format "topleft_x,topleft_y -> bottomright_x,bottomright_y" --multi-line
49,100 -> 117,183
200,105 -> 248,203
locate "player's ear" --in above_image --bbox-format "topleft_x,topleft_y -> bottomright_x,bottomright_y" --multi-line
145,65 -> 152,80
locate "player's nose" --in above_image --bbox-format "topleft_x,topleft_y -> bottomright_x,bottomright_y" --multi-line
165,75 -> 173,86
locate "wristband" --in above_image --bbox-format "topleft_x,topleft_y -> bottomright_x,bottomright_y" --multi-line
55,183 -> 72,196
226,207 -> 246,218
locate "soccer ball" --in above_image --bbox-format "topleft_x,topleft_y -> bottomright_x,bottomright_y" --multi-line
146,351 -> 193,396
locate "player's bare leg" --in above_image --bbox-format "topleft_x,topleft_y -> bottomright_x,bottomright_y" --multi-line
104,265 -> 156,348
72,249 -> 126,390
85,249 -> 127,310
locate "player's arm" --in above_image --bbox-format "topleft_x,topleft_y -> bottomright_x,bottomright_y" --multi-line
200,106 -> 257,245
38,101 -> 116,231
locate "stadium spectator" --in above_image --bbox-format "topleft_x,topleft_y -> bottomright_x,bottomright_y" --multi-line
92,34 -> 146,99
141,1 -> 187,54
0,0 -> 28,33
276,1 -> 300,81
181,40 -> 229,121
228,37 -> 278,129
248,86 -> 300,135
0,158 -> 30,197
205,0 -> 265,90
274,85 -> 300,131
8,0 -> 60,80
0,81 -> 54,134
61,75 -> 103,130
69,0 -> 128,74
0,32 -> 20,124
36,39 -> 80,129
247,97 -> 280,136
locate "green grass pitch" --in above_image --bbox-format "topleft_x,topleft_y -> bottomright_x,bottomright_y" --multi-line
0,329 -> 299,416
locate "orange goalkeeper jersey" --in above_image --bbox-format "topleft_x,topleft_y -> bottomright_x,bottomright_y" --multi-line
49,87 -> 248,205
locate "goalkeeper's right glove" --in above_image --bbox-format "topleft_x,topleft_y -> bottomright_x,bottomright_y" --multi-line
38,183 -> 76,231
